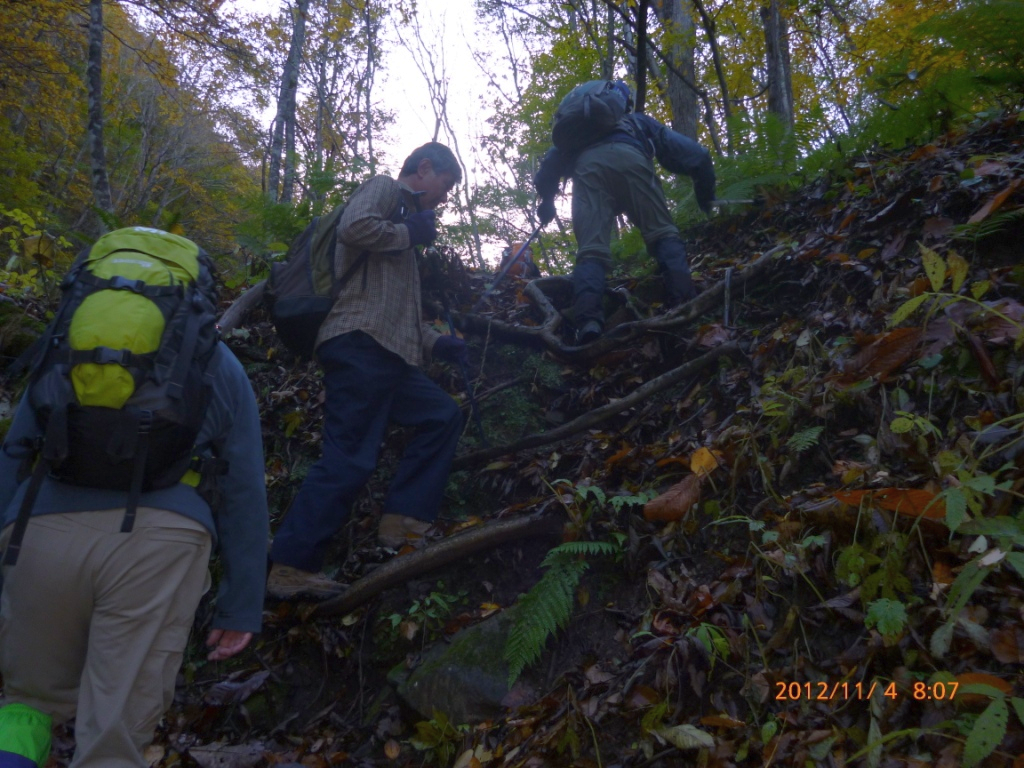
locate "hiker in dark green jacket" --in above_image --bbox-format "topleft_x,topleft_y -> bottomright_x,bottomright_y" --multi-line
0,342 -> 268,767
534,80 -> 716,344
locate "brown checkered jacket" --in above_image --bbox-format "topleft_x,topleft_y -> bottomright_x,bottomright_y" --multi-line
316,175 -> 442,366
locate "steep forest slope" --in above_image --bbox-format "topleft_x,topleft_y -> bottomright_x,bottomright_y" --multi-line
12,113 -> 1024,767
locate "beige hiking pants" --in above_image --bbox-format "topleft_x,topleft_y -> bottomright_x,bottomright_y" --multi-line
0,508 -> 212,767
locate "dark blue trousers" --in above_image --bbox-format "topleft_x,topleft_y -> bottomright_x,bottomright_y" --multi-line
270,331 -> 463,572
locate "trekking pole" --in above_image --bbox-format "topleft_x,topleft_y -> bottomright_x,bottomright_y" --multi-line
710,199 -> 755,208
441,296 -> 489,447
471,225 -> 543,312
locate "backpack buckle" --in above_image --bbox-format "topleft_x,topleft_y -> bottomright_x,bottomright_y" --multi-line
93,346 -> 131,365
108,275 -> 146,293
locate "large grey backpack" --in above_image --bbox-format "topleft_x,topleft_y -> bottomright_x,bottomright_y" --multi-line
551,80 -> 630,152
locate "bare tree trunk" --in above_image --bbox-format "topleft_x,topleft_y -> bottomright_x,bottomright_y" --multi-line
602,0 -> 614,79
362,0 -> 378,176
654,0 -> 698,138
282,109 -> 296,202
267,0 -> 310,203
761,0 -> 794,134
691,0 -> 734,153
634,0 -> 650,112
87,0 -> 114,228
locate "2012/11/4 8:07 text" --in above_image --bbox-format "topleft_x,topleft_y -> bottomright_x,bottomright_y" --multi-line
774,680 -> 959,701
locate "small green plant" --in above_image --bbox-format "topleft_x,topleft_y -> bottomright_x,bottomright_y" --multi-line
943,674 -> 1024,768
409,709 -> 469,766
931,514 -> 1024,657
685,622 -> 731,671
640,699 -> 715,753
889,410 -> 942,440
382,581 -> 467,647
504,540 -> 618,685
864,598 -> 908,645
0,205 -> 73,300
889,243 -> 1024,353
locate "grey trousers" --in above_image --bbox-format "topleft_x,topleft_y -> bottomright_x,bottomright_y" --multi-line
571,140 -> 679,269
0,508 -> 211,767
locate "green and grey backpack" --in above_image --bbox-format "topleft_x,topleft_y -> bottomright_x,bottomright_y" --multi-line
551,80 -> 630,153
3,227 -> 221,565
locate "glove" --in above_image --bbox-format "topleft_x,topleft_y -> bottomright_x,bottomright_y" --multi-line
537,199 -> 556,227
699,197 -> 714,216
433,334 -> 468,364
405,209 -> 438,247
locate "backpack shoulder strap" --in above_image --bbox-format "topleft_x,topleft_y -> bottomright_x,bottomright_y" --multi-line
335,251 -> 369,296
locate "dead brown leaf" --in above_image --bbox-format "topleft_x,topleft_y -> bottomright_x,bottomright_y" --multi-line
837,327 -> 923,382
990,626 -> 1024,664
968,178 -> 1022,223
834,487 -> 946,519
644,474 -> 701,522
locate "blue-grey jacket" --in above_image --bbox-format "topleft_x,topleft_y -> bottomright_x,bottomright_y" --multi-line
534,113 -> 716,212
0,342 -> 269,633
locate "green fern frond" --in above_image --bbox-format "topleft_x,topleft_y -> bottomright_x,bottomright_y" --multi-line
504,541 -> 616,686
786,426 -> 824,453
541,540 -> 617,566
953,208 -> 1024,243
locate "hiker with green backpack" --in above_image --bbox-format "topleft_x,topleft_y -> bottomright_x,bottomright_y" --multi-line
533,79 -> 716,344
266,142 -> 467,600
0,227 -> 269,767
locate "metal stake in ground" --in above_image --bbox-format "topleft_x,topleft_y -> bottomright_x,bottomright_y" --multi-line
441,297 -> 488,447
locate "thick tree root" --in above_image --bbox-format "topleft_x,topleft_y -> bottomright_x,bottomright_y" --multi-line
453,340 -> 740,469
310,511 -> 564,618
453,245 -> 783,361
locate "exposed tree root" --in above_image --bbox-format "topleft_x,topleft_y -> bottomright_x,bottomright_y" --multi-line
452,245 -> 783,361
311,511 -> 564,618
453,340 -> 740,469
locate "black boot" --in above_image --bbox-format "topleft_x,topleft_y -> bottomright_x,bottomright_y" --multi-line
571,258 -> 607,343
652,236 -> 697,306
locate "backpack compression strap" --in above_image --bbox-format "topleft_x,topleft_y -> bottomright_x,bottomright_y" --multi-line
76,271 -> 183,299
165,290 -> 209,400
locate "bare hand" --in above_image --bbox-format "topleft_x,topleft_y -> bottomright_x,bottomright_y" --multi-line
205,629 -> 253,661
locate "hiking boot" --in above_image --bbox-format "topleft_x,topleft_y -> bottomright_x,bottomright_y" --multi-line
577,320 -> 603,345
266,563 -> 345,600
378,514 -> 434,549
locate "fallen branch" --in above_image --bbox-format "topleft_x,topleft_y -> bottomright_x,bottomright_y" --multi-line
218,279 -> 267,335
311,511 -> 563,618
453,340 -> 740,469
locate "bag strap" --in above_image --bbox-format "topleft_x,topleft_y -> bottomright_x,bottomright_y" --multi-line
120,411 -> 152,533
1,454 -> 51,566
65,347 -> 154,371
6,261 -> 89,379
334,251 -> 369,297
166,291 -> 208,399
77,271 -> 183,299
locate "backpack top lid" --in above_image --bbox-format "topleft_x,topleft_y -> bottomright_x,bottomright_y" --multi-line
551,80 -> 631,152
87,226 -> 204,286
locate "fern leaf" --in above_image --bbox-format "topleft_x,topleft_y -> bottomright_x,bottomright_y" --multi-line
505,544 -> 614,686
541,540 -> 616,565
786,426 -> 824,453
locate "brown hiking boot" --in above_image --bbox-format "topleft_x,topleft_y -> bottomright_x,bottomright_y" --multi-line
266,563 -> 345,600
378,514 -> 435,549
